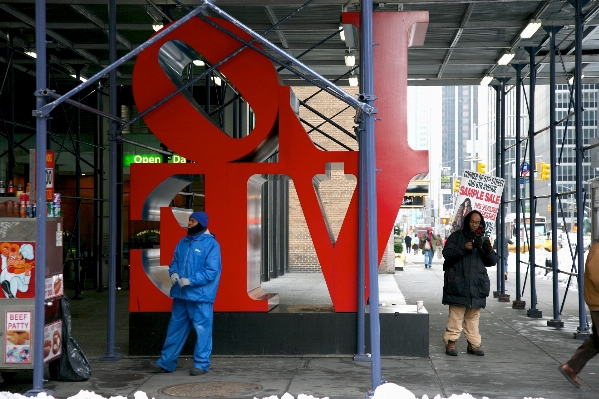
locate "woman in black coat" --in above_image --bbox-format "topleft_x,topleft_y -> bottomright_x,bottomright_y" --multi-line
442,210 -> 498,357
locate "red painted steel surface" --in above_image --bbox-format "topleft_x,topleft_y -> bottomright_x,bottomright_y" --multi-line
129,13 -> 428,313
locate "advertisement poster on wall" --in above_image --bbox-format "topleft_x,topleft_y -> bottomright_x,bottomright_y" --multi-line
451,170 -> 505,235
0,242 -> 36,299
5,311 -> 31,364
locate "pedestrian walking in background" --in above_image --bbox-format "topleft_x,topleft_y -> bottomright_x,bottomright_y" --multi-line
419,228 -> 438,269
436,235 -> 444,259
559,241 -> 599,388
405,234 -> 412,254
441,210 -> 497,357
493,234 -> 514,280
150,211 -> 222,376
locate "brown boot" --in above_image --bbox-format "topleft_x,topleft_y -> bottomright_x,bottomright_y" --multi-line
467,341 -> 484,356
445,340 -> 458,356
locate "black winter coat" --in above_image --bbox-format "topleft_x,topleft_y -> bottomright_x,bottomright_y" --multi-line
442,230 -> 498,308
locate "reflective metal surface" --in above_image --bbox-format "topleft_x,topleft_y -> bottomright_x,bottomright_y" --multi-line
158,40 -> 219,129
140,248 -> 171,295
247,175 -> 266,293
141,175 -> 194,221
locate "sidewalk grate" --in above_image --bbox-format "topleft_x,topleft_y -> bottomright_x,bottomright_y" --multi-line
161,382 -> 263,398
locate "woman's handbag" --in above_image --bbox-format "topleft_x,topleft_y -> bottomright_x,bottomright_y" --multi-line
424,241 -> 431,250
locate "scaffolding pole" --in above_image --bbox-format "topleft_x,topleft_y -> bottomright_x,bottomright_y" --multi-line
525,45 -> 542,318
359,0 -> 381,393
546,25 -> 565,328
99,0 -> 122,362
499,77 -> 509,298
569,0 -> 591,339
511,64 -> 526,308
354,43 -> 369,364
27,0 -> 51,395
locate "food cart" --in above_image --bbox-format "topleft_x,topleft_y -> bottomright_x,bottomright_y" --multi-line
0,200 -> 63,377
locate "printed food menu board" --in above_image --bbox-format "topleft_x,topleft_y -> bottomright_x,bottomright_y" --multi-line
5,311 -> 31,363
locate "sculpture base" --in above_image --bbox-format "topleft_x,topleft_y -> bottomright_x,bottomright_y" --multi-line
129,304 -> 429,357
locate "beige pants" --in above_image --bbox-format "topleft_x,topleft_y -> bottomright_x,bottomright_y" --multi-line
443,305 -> 482,347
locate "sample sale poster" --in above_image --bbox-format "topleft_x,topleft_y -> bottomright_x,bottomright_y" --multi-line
451,170 -> 505,235
5,311 -> 31,364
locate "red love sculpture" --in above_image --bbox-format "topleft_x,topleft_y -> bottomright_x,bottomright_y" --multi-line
129,12 -> 428,313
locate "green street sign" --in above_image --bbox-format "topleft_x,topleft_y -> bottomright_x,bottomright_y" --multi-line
123,154 -> 188,167
123,154 -> 162,167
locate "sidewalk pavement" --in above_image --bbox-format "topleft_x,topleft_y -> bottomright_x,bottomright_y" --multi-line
1,253 -> 599,399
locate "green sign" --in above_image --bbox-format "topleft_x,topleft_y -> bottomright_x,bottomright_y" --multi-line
123,154 -> 187,167
167,155 -> 187,163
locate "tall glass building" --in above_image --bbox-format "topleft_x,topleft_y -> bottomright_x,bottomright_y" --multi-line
534,84 -> 599,231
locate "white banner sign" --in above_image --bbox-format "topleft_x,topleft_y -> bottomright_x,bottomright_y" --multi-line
451,170 -> 505,235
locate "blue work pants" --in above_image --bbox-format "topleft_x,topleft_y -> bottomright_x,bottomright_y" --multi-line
157,298 -> 214,372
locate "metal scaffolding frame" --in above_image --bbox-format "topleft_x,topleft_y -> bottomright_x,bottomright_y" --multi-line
28,0 -> 382,395
491,0 -> 593,348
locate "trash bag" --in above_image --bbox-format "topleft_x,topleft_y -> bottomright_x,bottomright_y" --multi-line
49,297 -> 92,381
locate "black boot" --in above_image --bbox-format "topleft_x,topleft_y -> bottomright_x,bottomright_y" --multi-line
467,341 -> 484,356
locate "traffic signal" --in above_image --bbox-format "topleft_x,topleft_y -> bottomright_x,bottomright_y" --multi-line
548,204 -> 551,212
540,162 -> 550,180
477,162 -> 486,174
453,178 -> 460,192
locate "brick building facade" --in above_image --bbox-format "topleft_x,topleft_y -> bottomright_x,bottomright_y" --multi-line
288,86 -> 395,273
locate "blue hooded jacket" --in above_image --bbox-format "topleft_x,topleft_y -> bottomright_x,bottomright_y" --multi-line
169,230 -> 221,303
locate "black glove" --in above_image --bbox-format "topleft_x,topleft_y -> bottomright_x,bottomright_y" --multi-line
473,236 -> 483,250
481,238 -> 493,254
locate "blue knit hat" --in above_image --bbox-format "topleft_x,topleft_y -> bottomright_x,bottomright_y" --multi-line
190,211 -> 208,229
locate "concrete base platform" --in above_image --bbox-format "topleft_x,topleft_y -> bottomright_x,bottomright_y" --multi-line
129,304 -> 428,357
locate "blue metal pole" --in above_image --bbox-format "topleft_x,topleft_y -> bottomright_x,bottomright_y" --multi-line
100,0 -> 122,361
29,0 -> 49,394
493,84 -> 501,297
569,0 -> 591,338
360,0 -> 381,393
354,57 -> 368,362
525,45 -> 542,318
511,64 -> 526,308
499,78 -> 509,296
545,26 -> 564,327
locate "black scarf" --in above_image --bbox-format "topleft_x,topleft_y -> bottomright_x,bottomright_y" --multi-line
187,224 -> 206,235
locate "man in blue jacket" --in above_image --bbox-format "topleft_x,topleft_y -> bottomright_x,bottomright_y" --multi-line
151,211 -> 222,376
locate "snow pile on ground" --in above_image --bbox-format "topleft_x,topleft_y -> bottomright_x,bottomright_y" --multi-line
506,247 -> 589,291
0,385 -> 545,399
